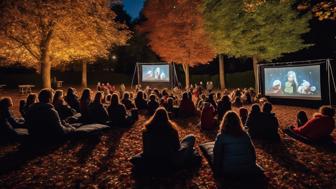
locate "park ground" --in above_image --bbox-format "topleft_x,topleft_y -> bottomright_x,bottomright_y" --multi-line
0,89 -> 335,189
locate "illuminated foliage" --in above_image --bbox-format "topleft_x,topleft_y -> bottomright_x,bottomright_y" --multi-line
140,0 -> 216,86
0,0 -> 131,88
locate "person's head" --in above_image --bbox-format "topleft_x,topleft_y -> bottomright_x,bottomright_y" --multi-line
149,94 -> 156,102
216,92 -> 222,100
234,97 -> 241,104
53,90 -> 64,103
287,71 -> 298,86
221,95 -> 231,103
38,89 -> 53,104
136,91 -> 144,100
251,103 -> 261,114
262,102 -> 273,113
123,92 -> 130,100
110,93 -> 120,106
182,92 -> 189,101
167,97 -> 174,106
220,111 -> 244,136
26,93 -> 37,106
94,92 -> 104,104
81,88 -> 92,102
297,111 -> 308,121
105,94 -> 112,103
319,106 -> 335,117
0,97 -> 13,109
67,87 -> 75,96
144,107 -> 176,131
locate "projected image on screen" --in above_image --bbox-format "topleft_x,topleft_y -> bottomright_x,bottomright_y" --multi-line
142,65 -> 170,82
264,65 -> 321,100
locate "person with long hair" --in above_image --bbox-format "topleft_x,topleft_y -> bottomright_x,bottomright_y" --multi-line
108,93 -> 135,127
121,92 -> 135,110
0,97 -> 24,138
64,87 -> 80,113
79,88 -> 92,123
88,92 -> 109,124
217,95 -> 231,122
200,102 -> 217,130
178,92 -> 196,118
20,93 -> 37,118
147,94 -> 159,116
53,90 -> 76,120
213,111 -> 260,177
131,107 -> 197,173
135,90 -> 147,110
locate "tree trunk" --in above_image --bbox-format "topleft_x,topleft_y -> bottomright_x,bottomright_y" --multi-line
219,54 -> 225,89
82,62 -> 88,88
41,56 -> 51,89
182,64 -> 190,88
252,55 -> 259,92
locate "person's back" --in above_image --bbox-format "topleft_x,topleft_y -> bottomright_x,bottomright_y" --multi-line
201,102 -> 217,130
217,95 -> 231,121
179,92 -> 196,118
64,88 -> 80,113
108,103 -> 127,124
258,112 -> 280,141
79,88 -> 92,123
88,92 -> 108,124
147,95 -> 159,116
214,132 -> 256,174
213,111 -> 257,176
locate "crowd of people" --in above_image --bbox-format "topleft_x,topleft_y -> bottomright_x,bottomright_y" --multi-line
0,82 -> 335,179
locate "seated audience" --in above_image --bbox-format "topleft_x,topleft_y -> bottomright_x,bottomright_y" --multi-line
20,93 -> 37,118
108,94 -> 135,127
0,97 -> 25,137
121,92 -> 135,110
246,103 -> 280,141
131,108 -> 198,173
88,92 -> 109,124
232,97 -> 243,108
206,93 -> 217,110
239,107 -> 249,125
147,94 -> 159,116
297,111 -> 308,127
201,102 -> 217,130
213,111 -> 261,177
64,87 -> 80,113
53,90 -> 76,120
135,91 -> 147,110
25,89 -> 75,140
286,106 -> 335,141
80,88 -> 92,123
217,95 -> 231,121
197,94 -> 207,111
178,92 -> 197,118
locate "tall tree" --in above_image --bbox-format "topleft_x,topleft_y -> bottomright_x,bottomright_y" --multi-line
203,0 -> 311,91
140,0 -> 216,87
0,0 -> 131,88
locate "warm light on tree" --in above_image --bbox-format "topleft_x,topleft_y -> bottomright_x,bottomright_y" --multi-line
140,0 -> 216,87
0,0 -> 131,88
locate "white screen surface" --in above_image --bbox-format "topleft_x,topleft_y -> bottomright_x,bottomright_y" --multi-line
141,65 -> 170,82
264,65 -> 321,100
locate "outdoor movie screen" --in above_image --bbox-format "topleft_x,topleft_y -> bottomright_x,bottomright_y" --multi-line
141,64 -> 170,82
264,65 -> 322,100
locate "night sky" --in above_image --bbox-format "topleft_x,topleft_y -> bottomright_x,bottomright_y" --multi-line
123,0 -> 145,19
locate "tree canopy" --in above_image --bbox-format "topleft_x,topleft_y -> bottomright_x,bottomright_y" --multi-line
203,0 -> 312,61
140,0 -> 216,86
0,0 -> 131,87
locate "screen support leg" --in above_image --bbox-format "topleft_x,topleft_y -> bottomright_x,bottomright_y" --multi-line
326,59 -> 336,106
131,64 -> 138,89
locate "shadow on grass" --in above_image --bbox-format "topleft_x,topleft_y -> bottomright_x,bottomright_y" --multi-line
0,140 -> 65,175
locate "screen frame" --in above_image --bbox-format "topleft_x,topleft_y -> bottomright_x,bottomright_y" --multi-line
260,62 -> 324,101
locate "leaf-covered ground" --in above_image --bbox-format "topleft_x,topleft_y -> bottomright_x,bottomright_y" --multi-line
0,91 -> 335,189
